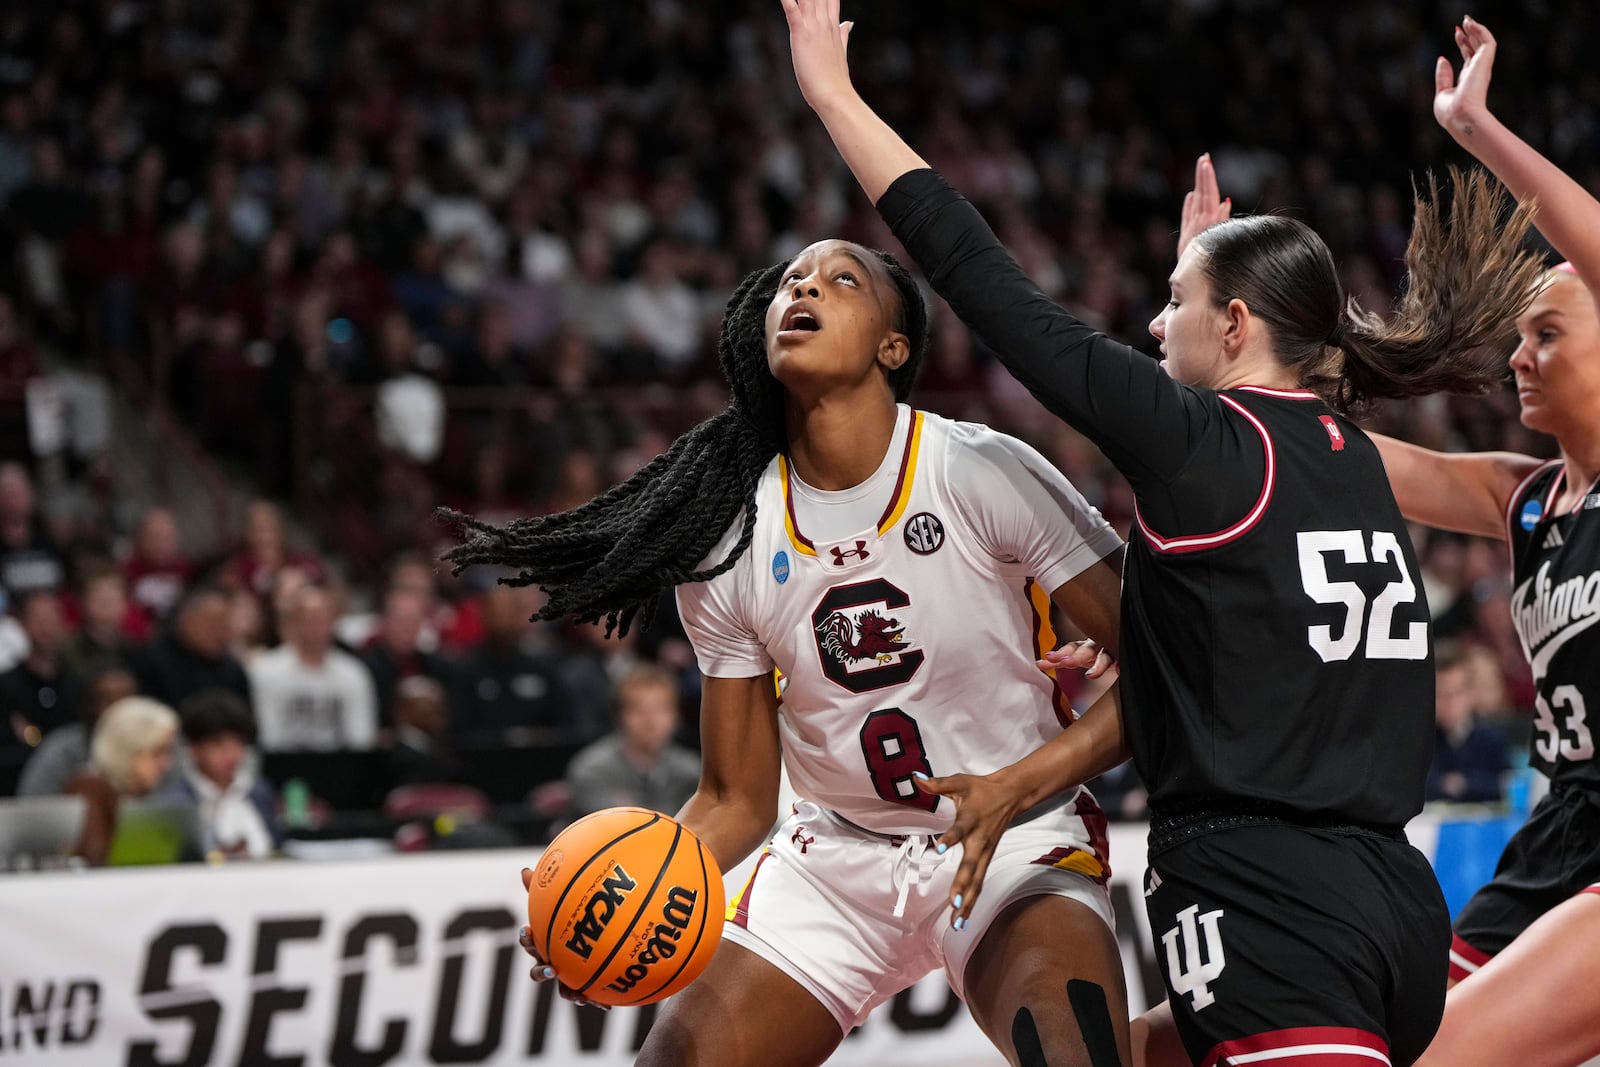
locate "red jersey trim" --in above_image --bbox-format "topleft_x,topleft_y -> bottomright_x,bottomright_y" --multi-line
1135,395 -> 1274,554
1582,883 -> 1600,897
1234,385 -> 1321,400
1200,1026 -> 1390,1067
1448,933 -> 1493,983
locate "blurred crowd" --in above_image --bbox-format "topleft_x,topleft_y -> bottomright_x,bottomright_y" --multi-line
2,0 -> 1590,853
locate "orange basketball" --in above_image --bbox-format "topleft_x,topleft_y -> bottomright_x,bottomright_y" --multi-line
527,807 -> 725,1007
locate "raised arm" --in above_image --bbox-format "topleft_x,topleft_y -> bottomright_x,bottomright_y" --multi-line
1436,17 -> 1600,289
1369,432 -> 1544,541
782,0 -> 1207,488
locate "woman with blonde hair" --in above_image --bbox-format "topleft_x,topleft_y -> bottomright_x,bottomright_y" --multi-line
67,695 -> 179,864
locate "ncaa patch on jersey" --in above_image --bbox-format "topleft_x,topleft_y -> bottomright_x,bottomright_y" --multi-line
772,550 -> 790,585
904,512 -> 945,555
1521,500 -> 1544,531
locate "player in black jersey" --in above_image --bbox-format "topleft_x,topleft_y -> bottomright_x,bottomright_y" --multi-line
1341,19 -> 1600,1067
783,1 -> 1547,1064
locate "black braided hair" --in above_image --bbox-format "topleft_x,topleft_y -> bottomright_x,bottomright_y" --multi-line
440,247 -> 929,636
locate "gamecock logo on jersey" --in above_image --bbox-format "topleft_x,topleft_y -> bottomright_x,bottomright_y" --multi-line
811,578 -> 925,693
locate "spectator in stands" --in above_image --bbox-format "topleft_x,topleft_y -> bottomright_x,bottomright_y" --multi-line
121,506 -> 193,622
386,675 -> 454,787
228,498 -> 323,599
62,562 -> 142,678
0,463 -> 65,603
618,237 -> 703,375
161,690 -> 282,860
128,585 -> 253,711
249,584 -> 378,751
0,589 -> 82,749
66,695 -> 179,865
565,664 -> 699,818
359,584 -> 447,728
554,617 -> 641,741
0,294 -> 39,462
16,664 -> 136,796
448,584 -> 573,742
226,586 -> 268,663
1428,640 -> 1512,804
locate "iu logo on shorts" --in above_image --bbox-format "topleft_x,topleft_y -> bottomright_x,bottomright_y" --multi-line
1162,904 -> 1226,1010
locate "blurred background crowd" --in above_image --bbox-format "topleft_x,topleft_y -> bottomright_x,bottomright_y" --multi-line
2,0 -> 1591,861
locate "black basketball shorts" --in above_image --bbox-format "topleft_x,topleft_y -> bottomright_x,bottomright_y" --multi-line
1450,783 -> 1600,981
1143,820 -> 1450,1067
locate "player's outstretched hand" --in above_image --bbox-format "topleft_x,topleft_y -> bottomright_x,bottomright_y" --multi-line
781,0 -> 855,113
519,867 -> 609,1011
1177,153 -> 1230,260
914,770 -> 1028,930
1434,16 -> 1497,137
1038,638 -> 1118,683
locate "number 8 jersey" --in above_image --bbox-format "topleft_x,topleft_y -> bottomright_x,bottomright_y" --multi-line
1506,461 -> 1600,789
677,405 -> 1123,837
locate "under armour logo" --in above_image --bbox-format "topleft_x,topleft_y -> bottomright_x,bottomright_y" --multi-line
790,827 -> 814,854
828,541 -> 871,566
1318,415 -> 1346,452
1162,904 -> 1226,1010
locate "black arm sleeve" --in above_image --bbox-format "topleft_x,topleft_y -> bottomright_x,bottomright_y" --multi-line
878,168 -> 1263,532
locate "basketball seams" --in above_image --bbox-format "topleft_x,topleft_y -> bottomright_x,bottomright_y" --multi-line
539,810 -> 663,961
619,834 -> 718,1006
573,822 -> 685,996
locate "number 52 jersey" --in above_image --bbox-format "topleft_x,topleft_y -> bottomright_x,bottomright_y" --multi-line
677,405 -> 1123,837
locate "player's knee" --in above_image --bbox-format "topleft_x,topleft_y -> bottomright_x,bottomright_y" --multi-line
1008,980 -> 1124,1067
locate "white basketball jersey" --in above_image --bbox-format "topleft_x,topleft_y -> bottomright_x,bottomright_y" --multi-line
678,406 -> 1122,835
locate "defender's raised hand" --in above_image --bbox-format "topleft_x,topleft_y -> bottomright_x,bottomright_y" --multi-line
1434,16 -> 1497,137
781,0 -> 855,113
1177,153 -> 1231,259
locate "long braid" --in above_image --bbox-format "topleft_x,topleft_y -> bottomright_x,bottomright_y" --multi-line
441,249 -> 927,636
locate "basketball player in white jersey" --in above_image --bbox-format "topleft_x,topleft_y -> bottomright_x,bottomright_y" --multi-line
452,239 -> 1131,1065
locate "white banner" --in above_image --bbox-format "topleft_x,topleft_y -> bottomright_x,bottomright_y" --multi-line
0,815 -> 1467,1066
0,825 -> 1189,1066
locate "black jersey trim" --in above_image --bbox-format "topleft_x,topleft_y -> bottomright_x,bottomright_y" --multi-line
1135,395 -> 1274,554
1502,459 -> 1562,543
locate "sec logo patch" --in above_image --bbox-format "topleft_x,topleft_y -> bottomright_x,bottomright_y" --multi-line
904,512 -> 945,555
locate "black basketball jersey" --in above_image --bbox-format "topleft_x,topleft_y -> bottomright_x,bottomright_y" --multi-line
879,168 -> 1436,830
1119,388 -> 1435,827
1506,462 -> 1600,790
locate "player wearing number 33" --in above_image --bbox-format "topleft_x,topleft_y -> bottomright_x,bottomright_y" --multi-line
444,230 -> 1130,1060
780,1 -> 1550,1064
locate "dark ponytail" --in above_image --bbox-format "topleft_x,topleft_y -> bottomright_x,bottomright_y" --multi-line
1195,167 -> 1543,414
440,248 -> 928,636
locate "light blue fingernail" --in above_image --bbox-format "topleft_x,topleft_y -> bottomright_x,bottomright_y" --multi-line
538,966 -> 556,980
954,916 -> 966,932
953,894 -> 963,910
913,771 -> 929,780
935,841 -> 947,854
